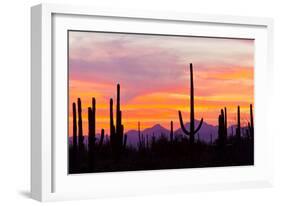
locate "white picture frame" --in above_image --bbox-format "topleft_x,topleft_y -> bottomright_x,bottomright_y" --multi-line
31,3 -> 274,202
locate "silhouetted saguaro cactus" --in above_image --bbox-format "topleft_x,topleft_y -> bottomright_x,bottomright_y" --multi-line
218,107 -> 228,141
110,98 -> 115,145
109,84 -> 125,158
248,104 -> 254,138
72,102 -> 77,148
236,106 -> 241,139
92,98 -> 96,140
88,107 -> 92,135
88,107 -> 95,170
88,98 -> 96,151
224,107 -> 227,137
77,98 -> 84,150
218,109 -> 226,147
88,107 -> 95,151
138,121 -> 141,148
178,63 -> 203,144
72,102 -> 78,170
98,129 -> 105,149
88,99 -> 105,170
137,122 -> 147,151
170,121 -> 174,142
116,84 -> 124,150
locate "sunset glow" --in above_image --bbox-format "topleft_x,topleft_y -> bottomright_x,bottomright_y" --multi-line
68,31 -> 254,136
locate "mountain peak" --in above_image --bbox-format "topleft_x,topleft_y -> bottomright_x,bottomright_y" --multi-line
143,124 -> 168,133
150,124 -> 164,129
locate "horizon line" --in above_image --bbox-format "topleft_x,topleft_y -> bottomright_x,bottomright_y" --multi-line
67,121 -> 247,138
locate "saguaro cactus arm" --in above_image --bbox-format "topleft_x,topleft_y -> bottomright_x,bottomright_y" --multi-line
179,111 -> 203,135
178,111 -> 191,135
194,118 -> 204,133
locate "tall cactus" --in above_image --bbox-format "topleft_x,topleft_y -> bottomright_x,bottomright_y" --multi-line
88,107 -> 94,169
92,98 -> 96,140
224,107 -> 227,137
72,102 -> 78,169
110,98 -> 115,144
170,121 -> 174,142
218,109 -> 226,147
72,102 -> 77,148
109,84 -> 125,158
138,121 -> 141,141
77,98 -> 84,150
137,121 -> 142,150
178,63 -> 203,144
87,98 -> 101,170
248,104 -> 254,138
236,105 -> 241,139
116,84 -> 123,149
88,107 -> 95,150
88,98 -> 96,150
87,107 -> 92,137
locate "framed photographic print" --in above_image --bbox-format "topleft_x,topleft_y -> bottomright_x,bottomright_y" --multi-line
31,3 -> 274,201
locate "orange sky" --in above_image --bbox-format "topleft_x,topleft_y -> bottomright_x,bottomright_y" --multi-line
68,31 -> 254,136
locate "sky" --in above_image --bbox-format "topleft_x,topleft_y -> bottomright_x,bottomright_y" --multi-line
68,31 -> 254,136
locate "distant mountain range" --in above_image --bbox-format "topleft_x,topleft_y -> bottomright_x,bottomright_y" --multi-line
69,120 -> 248,148
125,120 -> 213,147
125,120 -> 247,147
126,124 -> 170,145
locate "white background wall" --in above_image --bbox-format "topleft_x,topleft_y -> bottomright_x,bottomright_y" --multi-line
0,0 -> 280,205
